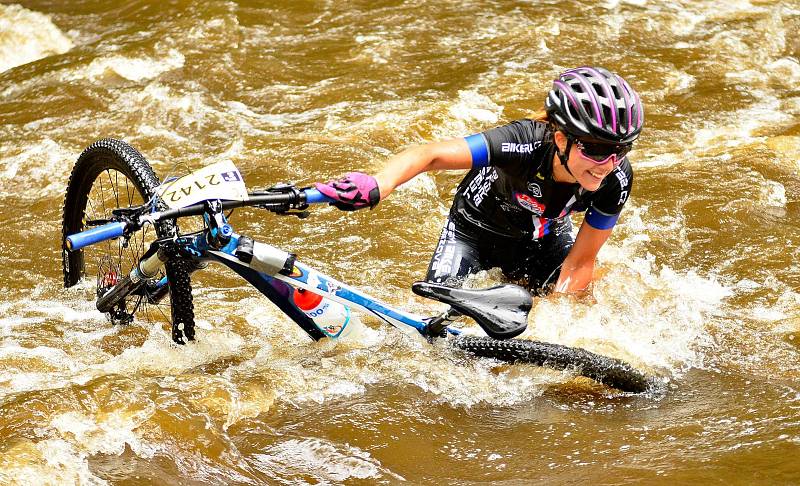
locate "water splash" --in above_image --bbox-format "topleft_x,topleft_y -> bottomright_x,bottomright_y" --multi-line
0,4 -> 73,73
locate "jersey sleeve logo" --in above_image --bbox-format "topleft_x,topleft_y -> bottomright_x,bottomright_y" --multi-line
515,192 -> 545,215
613,168 -> 630,205
500,141 -> 542,153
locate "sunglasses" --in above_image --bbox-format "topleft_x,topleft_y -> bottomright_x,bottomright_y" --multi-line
573,139 -> 633,166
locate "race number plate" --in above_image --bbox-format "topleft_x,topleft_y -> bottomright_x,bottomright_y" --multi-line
157,160 -> 247,209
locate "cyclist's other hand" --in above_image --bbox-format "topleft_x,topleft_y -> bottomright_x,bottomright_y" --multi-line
314,172 -> 380,211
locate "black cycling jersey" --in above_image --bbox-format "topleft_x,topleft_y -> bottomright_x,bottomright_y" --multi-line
454,119 -> 634,240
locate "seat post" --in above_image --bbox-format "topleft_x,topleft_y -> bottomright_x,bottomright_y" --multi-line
424,307 -> 462,338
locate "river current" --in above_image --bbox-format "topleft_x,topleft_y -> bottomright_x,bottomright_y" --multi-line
0,1 -> 799,484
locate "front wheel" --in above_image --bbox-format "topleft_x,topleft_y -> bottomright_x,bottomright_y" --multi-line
451,335 -> 656,393
61,138 -> 196,344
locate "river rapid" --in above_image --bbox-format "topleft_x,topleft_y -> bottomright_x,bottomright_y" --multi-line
0,0 -> 799,484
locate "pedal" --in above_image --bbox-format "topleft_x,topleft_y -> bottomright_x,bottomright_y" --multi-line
108,306 -> 134,325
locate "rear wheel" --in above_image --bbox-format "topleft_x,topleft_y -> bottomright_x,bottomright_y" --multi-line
62,138 -> 196,344
451,335 -> 655,393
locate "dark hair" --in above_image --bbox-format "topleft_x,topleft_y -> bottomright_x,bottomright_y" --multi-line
530,107 -> 549,123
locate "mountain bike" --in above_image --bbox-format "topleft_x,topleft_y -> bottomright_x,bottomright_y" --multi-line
61,139 -> 656,393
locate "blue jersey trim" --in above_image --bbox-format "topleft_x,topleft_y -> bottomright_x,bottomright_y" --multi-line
465,134 -> 489,168
585,208 -> 620,230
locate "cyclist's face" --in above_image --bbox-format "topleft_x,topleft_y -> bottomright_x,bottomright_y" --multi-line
554,131 -> 619,191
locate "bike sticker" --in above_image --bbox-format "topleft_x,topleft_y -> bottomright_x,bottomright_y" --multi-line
306,272 -> 322,290
157,160 -> 248,209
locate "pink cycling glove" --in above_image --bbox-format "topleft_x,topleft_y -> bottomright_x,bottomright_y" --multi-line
314,172 -> 381,211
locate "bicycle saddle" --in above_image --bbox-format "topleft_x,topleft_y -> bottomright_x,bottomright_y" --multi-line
411,281 -> 531,340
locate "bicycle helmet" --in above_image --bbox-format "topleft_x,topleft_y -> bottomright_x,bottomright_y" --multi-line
545,66 -> 643,144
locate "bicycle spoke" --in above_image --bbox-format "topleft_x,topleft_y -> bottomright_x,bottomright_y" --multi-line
63,139 -> 192,343
83,168 -> 163,326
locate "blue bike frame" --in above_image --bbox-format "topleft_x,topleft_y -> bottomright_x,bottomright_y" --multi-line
68,188 -> 459,341
199,232 -> 449,338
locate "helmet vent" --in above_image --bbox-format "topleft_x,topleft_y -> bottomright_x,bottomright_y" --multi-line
580,100 -> 593,116
602,105 -> 613,124
570,100 -> 584,118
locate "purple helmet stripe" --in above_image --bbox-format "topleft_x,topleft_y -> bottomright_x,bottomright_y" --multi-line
562,71 -> 602,126
583,66 -> 617,133
553,80 -> 580,113
615,74 -> 633,132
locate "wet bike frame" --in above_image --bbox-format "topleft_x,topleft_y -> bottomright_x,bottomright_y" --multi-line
66,186 -> 529,344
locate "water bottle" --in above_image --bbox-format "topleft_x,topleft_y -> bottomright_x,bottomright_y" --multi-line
292,288 -> 362,340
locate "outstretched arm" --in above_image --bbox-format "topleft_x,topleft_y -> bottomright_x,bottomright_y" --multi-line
554,221 -> 614,293
315,138 -> 474,210
374,138 -> 474,199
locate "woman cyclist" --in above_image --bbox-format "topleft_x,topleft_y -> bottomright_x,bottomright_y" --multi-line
315,66 -> 643,295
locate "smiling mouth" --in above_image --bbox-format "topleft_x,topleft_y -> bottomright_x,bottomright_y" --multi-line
588,169 -> 606,179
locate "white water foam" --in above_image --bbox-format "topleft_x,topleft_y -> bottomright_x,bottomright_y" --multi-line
238,303 -> 565,407
1,403 -> 166,485
0,4 -> 73,73
50,409 -> 156,459
534,251 -> 729,374
0,137 -> 75,199
351,32 -> 403,65
95,321 -> 245,376
0,438 -> 109,486
1,44 -> 184,100
760,180 -> 786,207
691,95 -> 791,154
71,48 -> 185,83
251,438 -> 404,482
448,90 -> 502,126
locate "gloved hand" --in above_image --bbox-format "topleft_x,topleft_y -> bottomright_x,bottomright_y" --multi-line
314,172 -> 381,211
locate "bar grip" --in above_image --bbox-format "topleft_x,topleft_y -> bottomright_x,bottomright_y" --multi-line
66,222 -> 127,251
303,188 -> 334,205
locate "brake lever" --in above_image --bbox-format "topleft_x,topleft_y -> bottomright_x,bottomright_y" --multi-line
111,204 -> 147,221
277,208 -> 310,219
110,204 -> 148,247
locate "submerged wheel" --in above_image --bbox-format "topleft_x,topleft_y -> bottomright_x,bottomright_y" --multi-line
61,138 -> 196,344
452,335 -> 655,393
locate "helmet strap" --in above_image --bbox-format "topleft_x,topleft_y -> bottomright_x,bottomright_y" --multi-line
557,137 -> 575,179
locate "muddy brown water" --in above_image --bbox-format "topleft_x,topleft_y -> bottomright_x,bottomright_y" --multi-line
1,1 -> 799,484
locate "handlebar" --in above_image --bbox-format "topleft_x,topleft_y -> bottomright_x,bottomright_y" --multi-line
304,188 -> 333,204
65,221 -> 127,251
65,188 -> 335,251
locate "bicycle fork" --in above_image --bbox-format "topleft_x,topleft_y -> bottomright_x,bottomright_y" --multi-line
96,246 -> 170,313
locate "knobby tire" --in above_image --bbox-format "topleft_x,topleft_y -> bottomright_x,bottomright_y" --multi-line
451,335 -> 654,393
